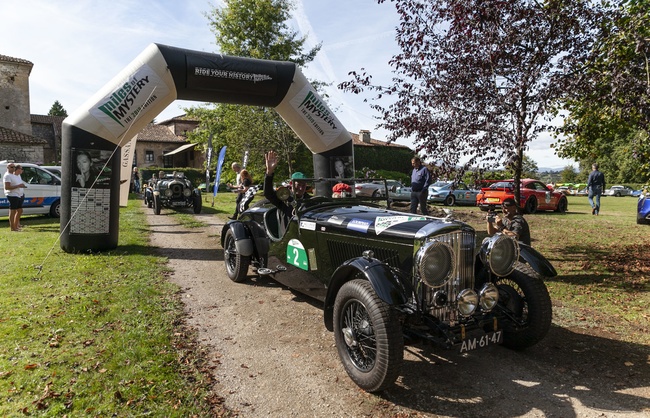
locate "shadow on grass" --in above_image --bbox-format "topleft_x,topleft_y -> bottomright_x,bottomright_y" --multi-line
384,324 -> 650,417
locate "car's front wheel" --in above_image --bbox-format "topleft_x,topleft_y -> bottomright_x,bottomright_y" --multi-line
495,263 -> 552,350
153,195 -> 161,215
223,229 -> 250,283
444,194 -> 456,206
193,193 -> 202,214
333,279 -> 403,392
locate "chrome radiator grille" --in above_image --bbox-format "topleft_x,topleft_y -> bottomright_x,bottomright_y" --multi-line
420,230 -> 476,323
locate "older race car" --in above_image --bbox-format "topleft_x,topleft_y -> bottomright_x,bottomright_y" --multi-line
221,178 -> 555,392
152,172 -> 202,215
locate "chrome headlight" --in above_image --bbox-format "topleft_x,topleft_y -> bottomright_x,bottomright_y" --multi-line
480,234 -> 519,277
457,289 -> 478,316
164,188 -> 173,197
479,283 -> 499,311
415,240 -> 455,288
183,188 -> 192,197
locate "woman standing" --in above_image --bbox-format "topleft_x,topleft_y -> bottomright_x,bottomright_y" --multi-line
3,163 -> 26,231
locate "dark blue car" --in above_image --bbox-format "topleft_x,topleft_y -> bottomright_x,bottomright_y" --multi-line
637,194 -> 650,224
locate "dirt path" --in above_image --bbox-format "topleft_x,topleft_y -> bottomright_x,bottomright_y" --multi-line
145,207 -> 650,417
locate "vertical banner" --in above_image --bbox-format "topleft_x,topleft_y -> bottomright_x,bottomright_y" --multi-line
119,137 -> 137,206
214,146 -> 227,196
205,133 -> 213,199
242,149 -> 249,169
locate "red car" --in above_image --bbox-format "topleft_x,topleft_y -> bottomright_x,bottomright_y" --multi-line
476,179 -> 568,214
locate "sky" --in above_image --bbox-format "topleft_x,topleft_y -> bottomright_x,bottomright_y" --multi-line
1,0 -> 575,170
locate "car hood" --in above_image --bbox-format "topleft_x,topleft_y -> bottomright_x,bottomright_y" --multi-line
300,204 -> 471,240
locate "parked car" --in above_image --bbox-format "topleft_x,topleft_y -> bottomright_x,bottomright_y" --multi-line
637,193 -> 650,224
151,172 -> 202,215
355,179 -> 411,201
476,179 -> 568,214
40,165 -> 62,178
604,185 -> 633,197
221,177 -> 556,392
1,161 -> 61,218
428,182 -> 480,206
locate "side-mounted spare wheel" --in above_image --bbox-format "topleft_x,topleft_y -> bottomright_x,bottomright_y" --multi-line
333,279 -> 403,392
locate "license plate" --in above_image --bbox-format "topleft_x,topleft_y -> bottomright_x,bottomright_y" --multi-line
171,201 -> 186,206
485,198 -> 501,203
459,330 -> 503,353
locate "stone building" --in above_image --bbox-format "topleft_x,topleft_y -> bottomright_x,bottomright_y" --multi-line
352,129 -> 413,174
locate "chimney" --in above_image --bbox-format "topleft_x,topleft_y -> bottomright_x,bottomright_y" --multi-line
360,129 -> 371,143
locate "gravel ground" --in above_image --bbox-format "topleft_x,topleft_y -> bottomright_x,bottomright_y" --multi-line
146,207 -> 650,418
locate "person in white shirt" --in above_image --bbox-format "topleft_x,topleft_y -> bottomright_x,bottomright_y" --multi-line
3,163 -> 27,231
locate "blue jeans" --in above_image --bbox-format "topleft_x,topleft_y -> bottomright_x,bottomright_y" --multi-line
588,191 -> 601,213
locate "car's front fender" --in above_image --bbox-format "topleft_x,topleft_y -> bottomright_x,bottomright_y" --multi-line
221,221 -> 254,257
323,257 -> 412,331
519,243 -> 557,277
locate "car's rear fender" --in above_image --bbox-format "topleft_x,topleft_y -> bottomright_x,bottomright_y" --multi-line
518,243 -> 557,277
221,221 -> 254,257
323,257 -> 411,331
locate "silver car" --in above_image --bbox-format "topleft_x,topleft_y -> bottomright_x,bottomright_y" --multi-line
355,180 -> 411,201
603,185 -> 633,197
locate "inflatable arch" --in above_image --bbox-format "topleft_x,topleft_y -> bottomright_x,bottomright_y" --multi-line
60,43 -> 353,253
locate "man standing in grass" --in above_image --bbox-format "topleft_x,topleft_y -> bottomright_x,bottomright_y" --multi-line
587,163 -> 606,216
3,163 -> 26,231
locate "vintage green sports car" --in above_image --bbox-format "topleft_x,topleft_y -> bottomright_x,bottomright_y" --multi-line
221,179 -> 555,392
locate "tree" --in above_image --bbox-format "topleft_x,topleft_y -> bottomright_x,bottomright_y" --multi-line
48,100 -> 67,117
185,0 -> 321,181
340,0 -> 601,202
559,165 -> 578,184
553,0 -> 650,181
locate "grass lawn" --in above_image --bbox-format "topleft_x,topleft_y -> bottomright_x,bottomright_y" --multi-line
0,191 -> 647,415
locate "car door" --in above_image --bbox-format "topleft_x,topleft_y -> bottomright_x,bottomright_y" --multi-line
530,181 -> 556,210
20,166 -> 61,215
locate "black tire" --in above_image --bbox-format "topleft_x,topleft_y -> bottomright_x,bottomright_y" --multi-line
223,228 -> 250,283
49,200 -> 60,218
444,194 -> 456,206
193,194 -> 202,214
333,279 -> 403,392
555,196 -> 568,213
147,197 -> 153,209
615,192 -> 621,197
495,263 -> 552,350
153,195 -> 161,215
524,197 -> 538,214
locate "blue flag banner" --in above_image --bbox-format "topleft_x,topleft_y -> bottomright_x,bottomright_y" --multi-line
214,146 -> 227,196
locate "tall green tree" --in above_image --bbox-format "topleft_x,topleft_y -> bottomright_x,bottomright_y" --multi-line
340,0 -> 601,202
48,100 -> 67,117
185,0 -> 321,181
553,0 -> 650,182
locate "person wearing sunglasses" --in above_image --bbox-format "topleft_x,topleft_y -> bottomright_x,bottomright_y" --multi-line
3,164 -> 27,231
486,197 -> 531,246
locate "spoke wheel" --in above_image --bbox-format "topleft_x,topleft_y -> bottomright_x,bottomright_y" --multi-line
495,263 -> 552,350
223,229 -> 250,282
334,279 -> 403,392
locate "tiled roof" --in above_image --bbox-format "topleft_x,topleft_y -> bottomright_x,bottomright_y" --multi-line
157,114 -> 199,125
134,124 -> 187,143
351,132 -> 411,149
0,54 -> 33,66
31,114 -> 65,137
0,126 -> 47,144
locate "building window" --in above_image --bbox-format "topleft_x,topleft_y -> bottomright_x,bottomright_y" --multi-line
145,150 -> 154,163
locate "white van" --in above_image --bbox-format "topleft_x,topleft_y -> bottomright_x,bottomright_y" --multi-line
1,161 -> 62,218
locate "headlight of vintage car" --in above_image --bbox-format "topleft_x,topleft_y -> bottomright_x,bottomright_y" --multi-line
480,234 -> 519,277
415,240 -> 455,288
183,188 -> 192,197
457,289 -> 479,316
164,188 -> 173,197
276,186 -> 291,202
479,282 -> 499,311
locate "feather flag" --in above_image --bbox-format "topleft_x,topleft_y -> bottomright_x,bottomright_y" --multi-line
214,146 -> 227,196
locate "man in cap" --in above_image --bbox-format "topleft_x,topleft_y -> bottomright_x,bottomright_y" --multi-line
264,150 -> 310,219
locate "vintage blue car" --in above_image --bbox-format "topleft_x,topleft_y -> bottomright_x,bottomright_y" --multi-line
637,194 -> 650,224
220,178 -> 556,392
428,181 -> 480,206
